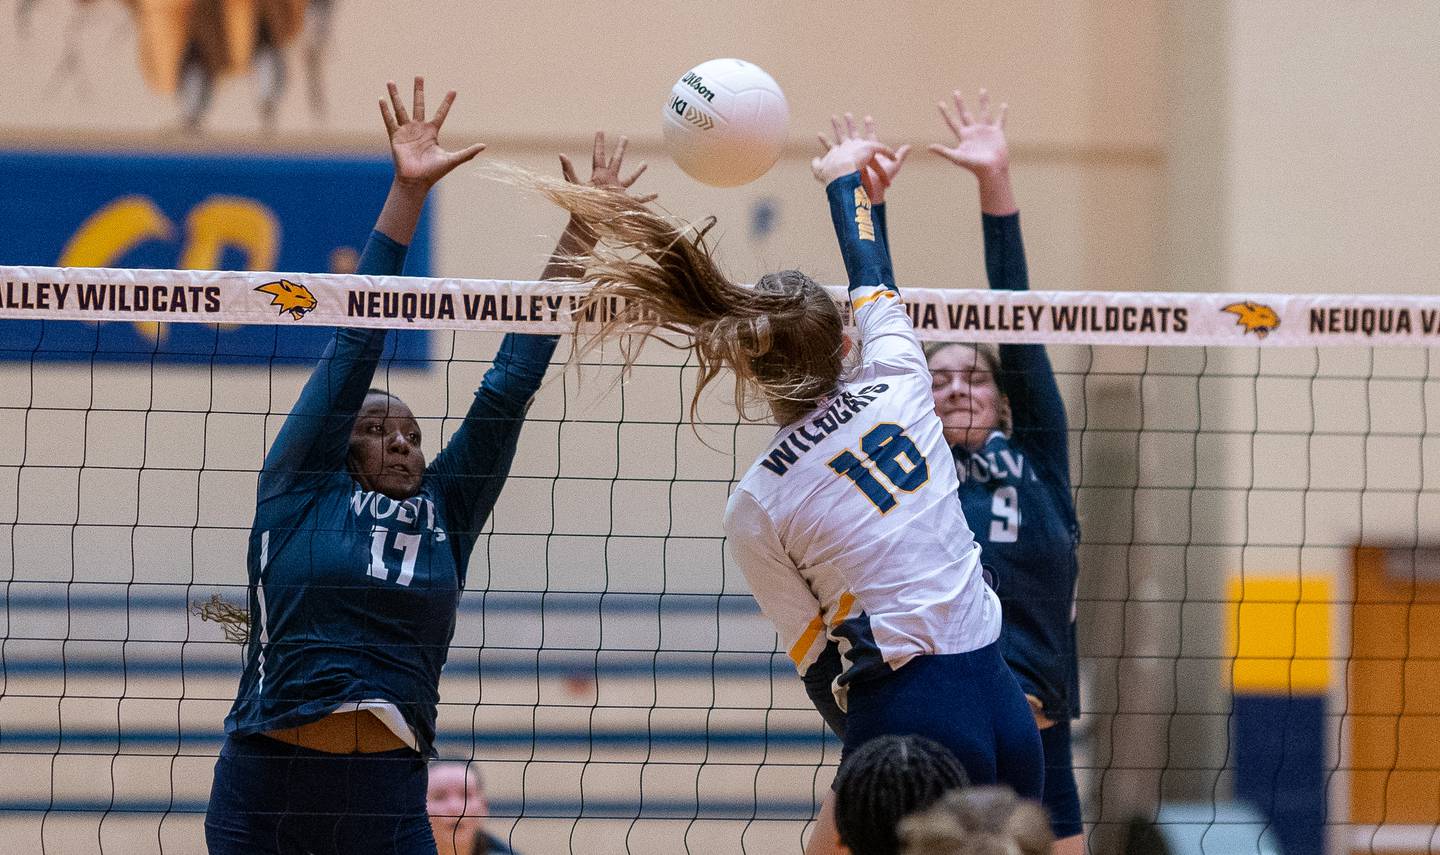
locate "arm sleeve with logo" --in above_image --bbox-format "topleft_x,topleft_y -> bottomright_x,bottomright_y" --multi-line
825,172 -> 892,295
427,332 -> 559,570
257,230 -> 406,501
825,172 -> 926,376
984,213 -> 1069,480
725,489 -> 827,674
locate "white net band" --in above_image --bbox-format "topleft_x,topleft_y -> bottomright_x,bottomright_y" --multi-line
3,264 -> 1437,346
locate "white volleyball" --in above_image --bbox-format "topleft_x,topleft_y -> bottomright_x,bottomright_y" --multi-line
661,58 -> 790,188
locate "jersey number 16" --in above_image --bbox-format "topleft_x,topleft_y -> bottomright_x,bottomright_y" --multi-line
826,423 -> 930,514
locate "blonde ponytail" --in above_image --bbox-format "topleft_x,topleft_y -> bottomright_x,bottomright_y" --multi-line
494,166 -> 846,424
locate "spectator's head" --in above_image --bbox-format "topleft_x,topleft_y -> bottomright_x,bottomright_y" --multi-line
897,785 -> 1054,855
834,734 -> 971,855
427,761 -> 488,855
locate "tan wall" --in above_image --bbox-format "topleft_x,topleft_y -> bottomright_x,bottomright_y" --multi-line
1224,1 -> 1440,297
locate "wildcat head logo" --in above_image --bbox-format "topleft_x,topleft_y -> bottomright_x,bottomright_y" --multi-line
1222,301 -> 1280,338
254,279 -> 318,320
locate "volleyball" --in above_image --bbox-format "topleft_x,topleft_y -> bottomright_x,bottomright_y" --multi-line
661,58 -> 790,187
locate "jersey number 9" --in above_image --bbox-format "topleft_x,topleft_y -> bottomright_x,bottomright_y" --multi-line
826,423 -> 930,514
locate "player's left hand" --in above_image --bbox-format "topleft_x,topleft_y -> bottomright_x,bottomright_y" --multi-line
559,131 -> 656,202
812,112 -> 894,185
380,76 -> 487,190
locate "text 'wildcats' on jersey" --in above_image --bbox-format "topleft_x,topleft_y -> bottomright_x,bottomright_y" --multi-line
725,285 -> 1001,709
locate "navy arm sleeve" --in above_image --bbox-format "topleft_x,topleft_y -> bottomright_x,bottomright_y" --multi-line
427,331 -> 559,565
985,213 -> 1070,479
801,641 -> 847,740
825,173 -> 895,293
873,203 -> 894,286
258,231 -> 406,500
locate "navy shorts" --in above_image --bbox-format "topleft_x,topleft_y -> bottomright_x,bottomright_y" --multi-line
1040,718 -> 1083,838
843,642 -> 1044,801
205,734 -> 435,855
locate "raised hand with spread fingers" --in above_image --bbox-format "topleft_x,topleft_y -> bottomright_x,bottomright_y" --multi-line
929,89 -> 1017,215
815,112 -> 909,287
812,112 -> 895,186
380,77 -> 487,189
375,76 -> 486,244
542,130 -> 653,282
559,131 -> 655,201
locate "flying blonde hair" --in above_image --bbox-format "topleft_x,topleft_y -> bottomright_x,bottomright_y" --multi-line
495,166 -> 848,425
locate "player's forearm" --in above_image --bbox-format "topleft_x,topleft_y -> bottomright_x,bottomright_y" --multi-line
262,229 -> 403,482
480,332 -> 559,406
262,329 -> 385,482
824,173 -> 891,291
984,213 -> 1067,438
539,216 -> 599,283
372,178 -> 431,247
982,212 -> 1029,293
295,224 -> 403,420
355,228 -> 409,278
476,219 -> 588,403
974,166 -> 1018,217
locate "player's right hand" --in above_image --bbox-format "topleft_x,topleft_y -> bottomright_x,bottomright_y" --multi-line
380,76 -> 487,190
812,112 -> 894,186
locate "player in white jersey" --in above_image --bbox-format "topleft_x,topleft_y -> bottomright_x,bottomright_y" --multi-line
727,276 -> 1000,702
511,113 -> 1041,855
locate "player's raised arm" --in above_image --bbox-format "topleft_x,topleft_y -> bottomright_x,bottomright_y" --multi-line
844,115 -> 911,284
812,117 -> 894,294
260,77 -> 484,499
932,90 -> 1067,468
428,131 -> 652,551
814,114 -> 932,379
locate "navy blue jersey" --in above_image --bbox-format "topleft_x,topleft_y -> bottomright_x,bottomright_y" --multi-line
224,230 -> 557,754
952,213 -> 1080,719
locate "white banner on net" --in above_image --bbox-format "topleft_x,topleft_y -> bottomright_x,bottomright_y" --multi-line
2,264 -> 1438,347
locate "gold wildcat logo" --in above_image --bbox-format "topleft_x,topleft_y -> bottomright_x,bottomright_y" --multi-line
1222,301 -> 1280,338
254,279 -> 318,320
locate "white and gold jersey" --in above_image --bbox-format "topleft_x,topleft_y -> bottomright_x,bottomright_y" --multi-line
725,286 -> 1001,708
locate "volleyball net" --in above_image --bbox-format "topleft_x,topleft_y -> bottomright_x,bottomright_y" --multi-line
2,266 -> 1438,855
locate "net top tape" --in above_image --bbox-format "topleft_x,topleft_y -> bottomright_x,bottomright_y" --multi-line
2,264 -> 1437,347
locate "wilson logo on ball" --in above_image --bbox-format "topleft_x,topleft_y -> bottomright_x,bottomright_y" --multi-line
681,72 -> 716,102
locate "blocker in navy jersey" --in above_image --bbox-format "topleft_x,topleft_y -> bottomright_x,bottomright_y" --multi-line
952,213 -> 1081,722
223,230 -> 557,756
